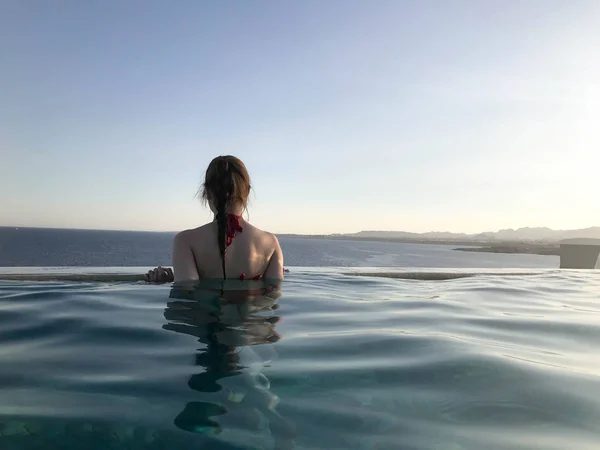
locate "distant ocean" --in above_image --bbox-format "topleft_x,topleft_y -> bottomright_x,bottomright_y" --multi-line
0,226 -> 558,268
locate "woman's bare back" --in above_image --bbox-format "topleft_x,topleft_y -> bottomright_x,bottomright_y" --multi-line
172,218 -> 283,282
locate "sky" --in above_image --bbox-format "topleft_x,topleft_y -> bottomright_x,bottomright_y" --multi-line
1,1 -> 598,234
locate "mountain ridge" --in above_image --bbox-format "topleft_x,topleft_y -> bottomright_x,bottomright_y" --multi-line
280,227 -> 600,243
348,226 -> 600,242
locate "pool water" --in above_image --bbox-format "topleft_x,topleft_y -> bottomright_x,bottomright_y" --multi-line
1,269 -> 600,449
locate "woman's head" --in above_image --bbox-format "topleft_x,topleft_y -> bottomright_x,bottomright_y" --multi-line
199,156 -> 251,280
200,155 -> 251,214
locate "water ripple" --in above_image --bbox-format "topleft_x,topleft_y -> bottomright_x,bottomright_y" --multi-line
1,271 -> 600,449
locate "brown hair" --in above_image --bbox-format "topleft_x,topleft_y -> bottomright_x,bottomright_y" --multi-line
200,155 -> 251,280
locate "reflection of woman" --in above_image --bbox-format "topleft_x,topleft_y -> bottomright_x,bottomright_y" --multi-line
164,285 -> 295,449
145,155 -> 284,283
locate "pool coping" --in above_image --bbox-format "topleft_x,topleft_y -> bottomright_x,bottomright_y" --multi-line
0,266 -> 580,282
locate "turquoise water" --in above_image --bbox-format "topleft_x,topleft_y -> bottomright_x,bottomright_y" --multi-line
1,269 -> 600,449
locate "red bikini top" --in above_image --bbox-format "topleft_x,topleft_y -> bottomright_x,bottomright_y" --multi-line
225,214 -> 263,281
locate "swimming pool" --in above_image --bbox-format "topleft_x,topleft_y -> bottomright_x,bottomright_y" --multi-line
1,268 -> 600,449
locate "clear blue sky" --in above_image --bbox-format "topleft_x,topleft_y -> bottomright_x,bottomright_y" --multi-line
1,1 -> 598,234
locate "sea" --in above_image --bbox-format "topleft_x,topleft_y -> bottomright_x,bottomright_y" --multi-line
1,227 -> 600,450
0,227 -> 557,268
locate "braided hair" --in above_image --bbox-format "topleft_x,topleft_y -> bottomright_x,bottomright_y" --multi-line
199,156 -> 251,280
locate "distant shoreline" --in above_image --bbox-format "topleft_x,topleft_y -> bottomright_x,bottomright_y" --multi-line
453,245 -> 560,256
279,235 -> 560,256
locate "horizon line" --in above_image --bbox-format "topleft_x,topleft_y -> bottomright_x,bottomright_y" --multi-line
1,224 -> 598,236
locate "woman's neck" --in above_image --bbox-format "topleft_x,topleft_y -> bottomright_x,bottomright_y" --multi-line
213,205 -> 244,220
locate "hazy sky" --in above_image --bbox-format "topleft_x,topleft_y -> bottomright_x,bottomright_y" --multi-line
1,1 -> 598,234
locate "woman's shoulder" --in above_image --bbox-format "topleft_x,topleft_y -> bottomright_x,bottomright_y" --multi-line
243,221 -> 279,244
174,223 -> 213,242
175,221 -> 280,250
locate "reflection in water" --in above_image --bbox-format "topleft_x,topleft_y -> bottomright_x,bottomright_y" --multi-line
163,282 -> 295,449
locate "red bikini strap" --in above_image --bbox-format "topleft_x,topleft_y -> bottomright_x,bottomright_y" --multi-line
225,214 -> 243,248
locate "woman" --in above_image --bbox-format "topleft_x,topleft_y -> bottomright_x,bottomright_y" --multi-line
145,155 -> 284,283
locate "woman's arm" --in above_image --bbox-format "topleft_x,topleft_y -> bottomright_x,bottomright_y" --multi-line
172,231 -> 200,282
144,231 -> 199,283
263,235 -> 284,281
